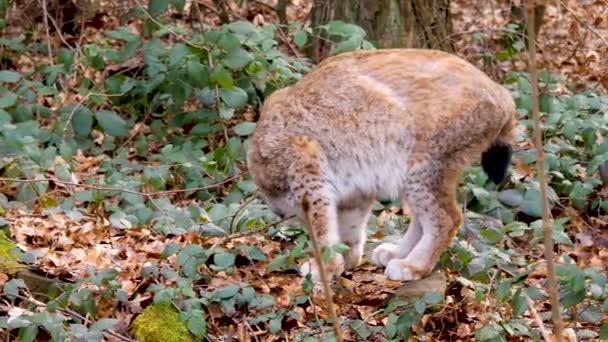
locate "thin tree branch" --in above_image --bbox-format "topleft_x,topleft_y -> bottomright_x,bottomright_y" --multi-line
229,194 -> 258,234
42,4 -> 75,50
40,0 -> 54,62
526,2 -> 563,341
525,295 -> 552,342
136,2 -> 206,50
303,214 -> 343,341
62,93 -> 91,137
218,214 -> 295,244
0,171 -> 248,198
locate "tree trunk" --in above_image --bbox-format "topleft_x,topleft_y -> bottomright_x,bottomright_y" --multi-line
311,0 -> 452,61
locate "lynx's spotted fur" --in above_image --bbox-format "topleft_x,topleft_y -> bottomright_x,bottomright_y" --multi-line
247,49 -> 516,282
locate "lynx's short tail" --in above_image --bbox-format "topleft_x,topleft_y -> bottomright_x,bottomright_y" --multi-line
481,113 -> 516,184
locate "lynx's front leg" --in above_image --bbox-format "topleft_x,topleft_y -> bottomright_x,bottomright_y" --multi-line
289,137 -> 344,282
384,170 -> 462,281
338,200 -> 373,270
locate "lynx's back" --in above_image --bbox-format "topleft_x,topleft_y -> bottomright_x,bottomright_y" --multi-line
247,49 -> 516,282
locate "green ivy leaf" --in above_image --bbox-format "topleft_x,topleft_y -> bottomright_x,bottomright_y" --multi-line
511,289 -> 527,316
561,288 -> 585,308
239,245 -> 266,261
330,35 -> 363,55
148,0 -> 169,16
161,243 -> 181,259
96,110 -> 129,137
600,323 -> 608,339
18,326 -> 38,342
213,252 -> 236,268
423,292 -> 443,305
170,0 -> 185,12
0,92 -> 18,108
236,180 -> 257,193
475,324 -> 502,341
497,189 -> 523,207
294,31 -> 308,48
480,227 -> 505,244
215,284 -> 240,299
72,106 -> 93,136
520,188 -> 542,217
217,32 -> 241,50
3,279 -> 26,299
210,67 -> 234,89
176,244 -> 206,266
349,320 -> 370,339
168,43 -> 189,66
266,254 -> 288,273
578,304 -> 605,323
332,242 -> 350,254
223,48 -> 253,70
91,319 -> 118,332
220,87 -> 248,108
233,122 -> 256,136
324,20 -> 366,37
187,310 -> 206,337
186,61 -> 208,87
0,70 -> 22,83
269,316 -> 282,334
219,103 -> 235,120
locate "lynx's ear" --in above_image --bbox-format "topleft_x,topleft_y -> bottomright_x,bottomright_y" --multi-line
481,140 -> 512,184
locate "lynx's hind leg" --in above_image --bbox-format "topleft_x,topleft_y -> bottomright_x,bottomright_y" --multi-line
371,217 -> 422,267
288,137 -> 344,282
385,168 -> 462,281
338,199 -> 374,270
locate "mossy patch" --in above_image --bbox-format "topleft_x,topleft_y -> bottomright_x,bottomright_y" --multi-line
131,304 -> 192,342
0,230 -> 22,274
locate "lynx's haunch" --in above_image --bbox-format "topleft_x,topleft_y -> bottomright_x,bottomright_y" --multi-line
247,49 -> 516,282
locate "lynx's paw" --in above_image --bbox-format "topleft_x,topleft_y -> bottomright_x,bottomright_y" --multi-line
300,254 -> 345,282
343,244 -> 364,270
371,243 -> 398,267
385,258 -> 425,281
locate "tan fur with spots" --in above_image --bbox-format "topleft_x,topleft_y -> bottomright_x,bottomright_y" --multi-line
247,49 -> 516,281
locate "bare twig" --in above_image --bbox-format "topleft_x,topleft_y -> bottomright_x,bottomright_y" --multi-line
303,213 -> 343,341
0,171 -> 248,198
40,0 -> 54,62
136,2 -> 206,50
205,48 -> 230,143
275,26 -> 302,58
432,27 -> 527,50
217,214 -> 295,244
276,0 -> 288,25
62,94 -> 91,137
42,6 -> 75,50
525,295 -> 552,342
229,194 -> 258,234
526,2 -> 564,341
119,105 -> 153,148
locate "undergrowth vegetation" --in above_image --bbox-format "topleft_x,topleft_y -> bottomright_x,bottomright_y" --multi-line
0,2 -> 607,341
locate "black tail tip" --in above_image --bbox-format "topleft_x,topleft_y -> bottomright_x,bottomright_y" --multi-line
481,141 -> 512,184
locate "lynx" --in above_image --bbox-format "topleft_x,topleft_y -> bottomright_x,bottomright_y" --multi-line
247,49 -> 516,282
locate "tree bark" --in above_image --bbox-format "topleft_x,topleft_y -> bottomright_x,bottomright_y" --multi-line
311,0 -> 452,61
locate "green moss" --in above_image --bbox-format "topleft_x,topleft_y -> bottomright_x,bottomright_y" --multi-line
0,230 -> 22,274
131,304 -> 192,342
